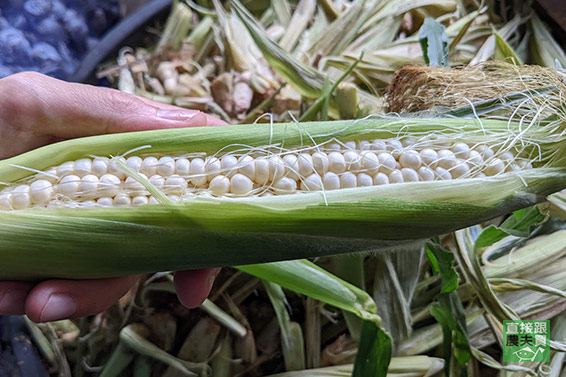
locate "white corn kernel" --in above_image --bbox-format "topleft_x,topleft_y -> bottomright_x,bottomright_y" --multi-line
238,155 -> 256,180
344,151 -> 361,171
435,167 -> 452,180
325,142 -> 342,151
312,152 -> 329,175
167,195 -> 180,202
12,185 -> 31,209
209,175 -> 230,196
132,196 -> 149,206
92,158 -> 109,177
272,177 -> 297,194
418,166 -> 435,181
205,157 -> 221,181
401,168 -> 419,182
149,174 -> 165,189
175,158 -> 191,176
467,150 -> 483,167
0,193 -> 11,210
452,143 -> 470,159
59,175 -> 81,197
485,158 -> 505,176
221,155 -> 238,177
148,196 -> 159,205
108,157 -> 127,180
81,200 -> 97,208
358,140 -> 371,150
283,154 -> 300,180
340,172 -> 357,188
343,141 -> 357,150
157,156 -> 176,177
125,175 -> 146,194
57,161 -> 75,178
517,159 -> 533,169
451,162 -> 470,178
97,197 -> 113,207
80,174 -> 99,198
370,140 -> 387,151
401,138 -> 416,147
141,157 -> 158,177
328,152 -> 346,173
420,149 -> 438,168
386,140 -> 403,156
30,180 -> 53,204
126,156 -> 143,172
298,153 -> 315,177
377,152 -> 396,174
399,150 -> 422,170
74,158 -> 92,177
357,173 -> 373,187
230,174 -> 254,195
165,174 -> 188,194
40,167 -> 59,183
476,145 -> 494,159
268,156 -> 286,181
99,174 -> 121,196
323,172 -> 340,190
114,194 -> 131,207
437,149 -> 457,169
255,158 -> 269,185
300,174 -> 323,191
499,151 -> 515,161
361,152 -> 379,175
388,170 -> 404,184
190,158 -> 207,187
373,172 -> 389,185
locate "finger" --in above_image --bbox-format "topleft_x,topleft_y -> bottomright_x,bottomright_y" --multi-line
135,97 -> 228,125
0,72 -> 227,157
174,268 -> 221,309
25,276 -> 139,323
0,281 -> 34,315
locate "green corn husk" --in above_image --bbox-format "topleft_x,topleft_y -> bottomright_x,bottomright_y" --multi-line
1,118 -> 566,280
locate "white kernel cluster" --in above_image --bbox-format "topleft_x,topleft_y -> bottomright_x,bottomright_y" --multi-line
0,139 -> 533,211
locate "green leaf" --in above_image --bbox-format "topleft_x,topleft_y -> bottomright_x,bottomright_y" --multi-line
493,30 -> 522,65
239,260 -> 392,377
474,226 -> 509,249
475,206 -> 545,249
425,242 -> 459,293
418,17 -> 449,67
430,292 -> 471,377
500,206 -> 546,237
352,321 -> 392,377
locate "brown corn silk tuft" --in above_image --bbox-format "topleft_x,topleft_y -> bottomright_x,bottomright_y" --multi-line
386,62 -> 566,114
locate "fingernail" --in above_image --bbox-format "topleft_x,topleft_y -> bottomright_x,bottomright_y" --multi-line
40,294 -> 77,322
157,109 -> 201,121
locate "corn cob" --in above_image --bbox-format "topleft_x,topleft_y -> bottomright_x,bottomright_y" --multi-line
0,118 -> 565,280
0,137 -> 531,210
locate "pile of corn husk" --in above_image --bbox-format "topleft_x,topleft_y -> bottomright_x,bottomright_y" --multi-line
24,0 -> 566,376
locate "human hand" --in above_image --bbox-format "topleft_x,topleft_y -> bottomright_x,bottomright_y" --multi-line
0,72 -> 224,321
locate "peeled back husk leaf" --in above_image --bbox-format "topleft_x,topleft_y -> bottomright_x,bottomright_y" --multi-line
0,118 -> 566,280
